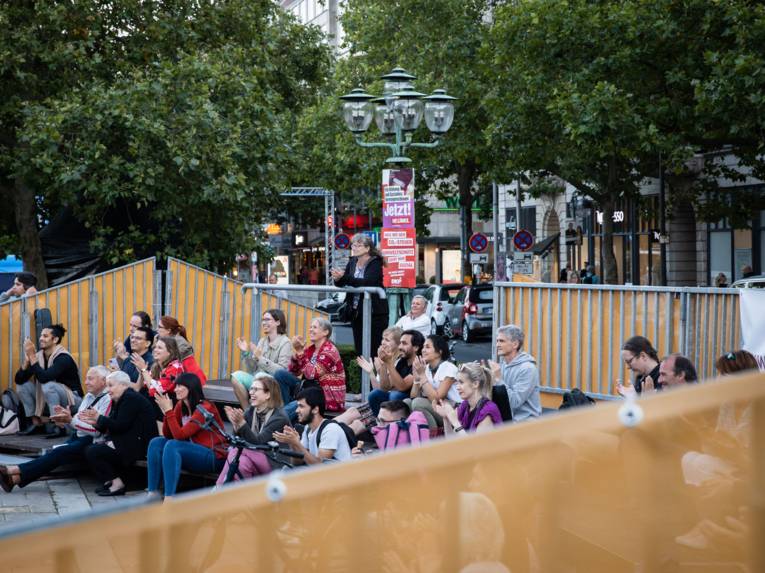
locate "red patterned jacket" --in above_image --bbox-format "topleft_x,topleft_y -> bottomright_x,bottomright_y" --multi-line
288,340 -> 346,412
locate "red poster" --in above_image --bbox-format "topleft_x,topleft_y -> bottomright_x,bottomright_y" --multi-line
381,228 -> 417,288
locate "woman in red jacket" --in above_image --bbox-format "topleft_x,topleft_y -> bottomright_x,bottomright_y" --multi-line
146,373 -> 226,498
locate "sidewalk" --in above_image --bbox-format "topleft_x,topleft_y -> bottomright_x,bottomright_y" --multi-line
0,454 -> 141,535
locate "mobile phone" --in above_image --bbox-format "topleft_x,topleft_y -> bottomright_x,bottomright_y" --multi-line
109,358 -> 119,369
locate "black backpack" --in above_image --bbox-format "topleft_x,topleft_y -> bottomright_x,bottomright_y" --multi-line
559,388 -> 596,410
316,419 -> 357,451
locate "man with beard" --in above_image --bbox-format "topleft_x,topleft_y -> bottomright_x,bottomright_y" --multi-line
273,387 -> 351,464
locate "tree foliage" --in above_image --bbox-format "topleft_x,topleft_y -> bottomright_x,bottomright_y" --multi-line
487,0 -> 765,282
0,0 -> 331,277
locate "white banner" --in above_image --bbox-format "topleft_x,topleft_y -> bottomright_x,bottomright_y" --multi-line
739,290 -> 765,370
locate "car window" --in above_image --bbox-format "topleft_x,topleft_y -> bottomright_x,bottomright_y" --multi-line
454,288 -> 467,303
475,289 -> 493,302
441,287 -> 461,301
423,287 -> 434,301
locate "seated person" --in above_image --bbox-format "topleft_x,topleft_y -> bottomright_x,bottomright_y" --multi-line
273,387 -> 351,464
80,371 -> 158,496
408,335 -> 459,429
274,318 -> 345,421
433,362 -> 502,434
147,373 -> 227,499
216,374 -> 291,485
231,309 -> 292,409
0,366 -> 112,492
115,326 -> 154,385
363,329 -> 423,417
394,295 -> 431,338
353,400 -> 430,455
0,271 -> 38,303
157,315 -> 207,384
113,310 -> 154,357
132,336 -> 183,399
15,324 -> 83,437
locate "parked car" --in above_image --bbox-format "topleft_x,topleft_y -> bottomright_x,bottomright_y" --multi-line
315,292 -> 347,322
422,283 -> 465,337
448,284 -> 494,342
731,274 -> 765,289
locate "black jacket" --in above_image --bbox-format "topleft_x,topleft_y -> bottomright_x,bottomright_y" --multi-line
94,388 -> 158,464
15,352 -> 83,396
334,256 -> 389,316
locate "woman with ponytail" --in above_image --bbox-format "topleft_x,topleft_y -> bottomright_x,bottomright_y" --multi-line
434,362 -> 502,434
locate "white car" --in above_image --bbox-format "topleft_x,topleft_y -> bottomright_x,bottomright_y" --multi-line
422,283 -> 465,337
731,274 -> 765,289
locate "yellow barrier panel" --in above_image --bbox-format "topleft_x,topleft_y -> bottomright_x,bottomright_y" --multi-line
0,372 -> 761,572
499,284 -> 741,397
1,259 -> 155,391
166,258 -> 329,381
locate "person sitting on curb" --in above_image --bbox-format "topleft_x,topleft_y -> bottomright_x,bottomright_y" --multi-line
273,387 -> 351,464
488,324 -> 541,422
0,272 -> 38,303
434,362 -> 503,435
15,324 -> 83,437
0,365 -> 112,493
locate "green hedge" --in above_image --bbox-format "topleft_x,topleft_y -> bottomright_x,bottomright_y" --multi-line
337,344 -> 361,394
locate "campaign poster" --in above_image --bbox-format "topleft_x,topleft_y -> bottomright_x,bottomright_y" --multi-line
381,228 -> 417,288
739,289 -> 765,370
382,168 -> 415,228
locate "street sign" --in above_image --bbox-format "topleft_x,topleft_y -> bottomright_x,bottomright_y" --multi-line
334,233 -> 351,250
469,232 -> 489,253
360,230 -> 379,246
469,253 -> 489,264
513,229 -> 534,252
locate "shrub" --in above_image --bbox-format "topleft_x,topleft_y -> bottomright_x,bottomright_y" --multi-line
337,344 -> 361,394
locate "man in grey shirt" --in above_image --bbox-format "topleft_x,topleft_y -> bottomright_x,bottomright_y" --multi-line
0,272 -> 38,304
490,324 -> 541,422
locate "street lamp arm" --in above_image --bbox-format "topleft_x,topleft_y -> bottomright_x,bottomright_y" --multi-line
353,135 -> 398,153
408,140 -> 442,150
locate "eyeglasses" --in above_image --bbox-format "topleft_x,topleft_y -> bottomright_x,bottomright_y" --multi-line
624,355 -> 637,366
250,386 -> 266,393
376,416 -> 399,425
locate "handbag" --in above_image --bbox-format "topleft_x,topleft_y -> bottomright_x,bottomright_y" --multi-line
0,405 -> 19,435
337,301 -> 357,323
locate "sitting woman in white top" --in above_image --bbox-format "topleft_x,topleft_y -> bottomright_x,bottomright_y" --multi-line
230,309 -> 292,409
434,362 -> 503,434
409,334 -> 459,429
273,387 -> 351,464
394,295 -> 431,338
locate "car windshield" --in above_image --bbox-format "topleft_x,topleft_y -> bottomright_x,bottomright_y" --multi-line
443,287 -> 462,301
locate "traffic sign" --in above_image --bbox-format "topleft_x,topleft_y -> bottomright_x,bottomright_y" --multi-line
513,229 -> 534,252
469,253 -> 488,264
469,232 -> 489,253
360,230 -> 379,246
334,233 -> 351,250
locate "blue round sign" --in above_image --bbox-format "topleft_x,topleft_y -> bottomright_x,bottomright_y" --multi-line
513,229 -> 534,252
334,233 -> 351,250
469,232 -> 489,253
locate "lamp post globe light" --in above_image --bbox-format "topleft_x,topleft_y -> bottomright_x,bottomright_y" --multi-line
340,67 -> 456,163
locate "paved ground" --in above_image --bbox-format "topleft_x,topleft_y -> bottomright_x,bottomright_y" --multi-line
0,453 -> 141,536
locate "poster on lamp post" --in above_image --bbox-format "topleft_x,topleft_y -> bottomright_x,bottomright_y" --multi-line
381,227 -> 417,288
381,168 -> 416,287
382,168 -> 415,228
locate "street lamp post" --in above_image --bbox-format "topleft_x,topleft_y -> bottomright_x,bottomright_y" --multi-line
340,67 -> 456,163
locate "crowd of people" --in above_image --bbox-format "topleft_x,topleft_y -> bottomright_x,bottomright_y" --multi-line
0,265 -> 762,501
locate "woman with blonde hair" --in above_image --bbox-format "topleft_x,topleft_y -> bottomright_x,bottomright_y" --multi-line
434,362 -> 503,434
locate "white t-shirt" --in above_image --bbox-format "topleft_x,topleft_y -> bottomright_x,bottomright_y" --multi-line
426,360 -> 460,403
301,421 -> 352,462
395,313 -> 431,338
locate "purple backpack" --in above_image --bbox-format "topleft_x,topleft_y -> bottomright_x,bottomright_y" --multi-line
372,411 -> 430,450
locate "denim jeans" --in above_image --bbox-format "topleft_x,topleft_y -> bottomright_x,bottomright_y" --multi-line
18,434 -> 92,487
147,437 -> 224,496
273,369 -> 301,404
368,389 -> 411,417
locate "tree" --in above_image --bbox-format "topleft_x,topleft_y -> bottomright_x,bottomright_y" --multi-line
291,0 -> 501,280
487,0 -> 765,283
0,1 -> 330,283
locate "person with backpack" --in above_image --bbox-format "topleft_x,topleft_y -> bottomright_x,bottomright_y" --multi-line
0,366 -> 112,493
434,362 -> 503,434
273,387 -> 351,464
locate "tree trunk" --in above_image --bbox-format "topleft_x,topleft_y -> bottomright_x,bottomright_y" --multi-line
457,161 -> 476,282
12,179 -> 48,288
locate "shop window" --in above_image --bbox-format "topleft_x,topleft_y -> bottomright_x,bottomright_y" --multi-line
710,231 -> 732,284
733,229 -> 753,281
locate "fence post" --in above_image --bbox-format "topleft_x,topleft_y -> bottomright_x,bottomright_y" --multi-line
153,266 -> 163,328
679,291 -> 689,357
88,277 -> 99,366
249,288 -> 260,342
164,269 -> 174,317
492,284 -> 501,362
219,278 -> 231,379
361,293 -> 372,399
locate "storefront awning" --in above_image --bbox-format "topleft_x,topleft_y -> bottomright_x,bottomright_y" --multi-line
532,233 -> 559,257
